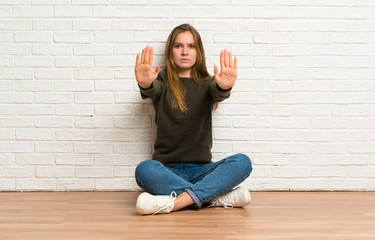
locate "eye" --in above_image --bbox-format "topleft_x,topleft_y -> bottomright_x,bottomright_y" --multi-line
189,45 -> 196,49
175,44 -> 181,49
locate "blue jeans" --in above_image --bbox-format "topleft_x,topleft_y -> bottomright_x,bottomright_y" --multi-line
135,153 -> 252,207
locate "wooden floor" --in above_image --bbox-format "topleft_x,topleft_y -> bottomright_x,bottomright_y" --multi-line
0,192 -> 374,240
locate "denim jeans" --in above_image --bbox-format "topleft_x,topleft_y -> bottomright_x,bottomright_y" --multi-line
135,153 -> 252,207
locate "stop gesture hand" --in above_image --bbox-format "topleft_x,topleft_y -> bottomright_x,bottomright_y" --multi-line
214,49 -> 237,90
135,46 -> 161,89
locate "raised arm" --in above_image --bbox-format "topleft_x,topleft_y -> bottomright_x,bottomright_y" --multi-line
135,46 -> 161,89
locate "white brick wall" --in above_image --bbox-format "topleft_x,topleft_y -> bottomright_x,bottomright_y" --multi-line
1,0 -> 374,191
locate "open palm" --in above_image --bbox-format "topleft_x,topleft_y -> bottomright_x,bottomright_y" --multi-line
214,49 -> 237,90
135,46 -> 160,89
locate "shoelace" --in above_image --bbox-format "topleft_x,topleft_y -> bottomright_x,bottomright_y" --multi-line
152,191 -> 177,215
208,199 -> 233,209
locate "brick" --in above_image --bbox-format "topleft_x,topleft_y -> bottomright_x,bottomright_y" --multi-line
55,80 -> 93,92
74,69 -> 113,80
75,167 -> 113,178
254,33 -> 292,44
254,6 -> 291,18
54,32 -> 93,43
16,179 -> 55,191
32,0 -> 69,4
94,131 -> 132,142
16,80 -> 53,92
75,92 -> 113,104
73,20 -> 111,31
0,129 -> 15,140
0,153 -> 15,166
0,80 -> 14,91
271,143 -> 310,154
74,45 -> 112,55
32,44 -> 72,55
35,69 -> 73,80
114,117 -> 151,129
55,57 -> 94,67
292,7 -> 367,20
0,179 -> 15,191
254,130 -> 291,141
95,104 -> 134,116
114,143 -> 151,154
54,6 -> 92,17
33,19 -> 70,31
0,166 -> 34,177
93,6 -> 131,17
212,6 -> 253,18
34,117 -> 73,128
0,118 -> 33,128
311,143 -> 348,154
115,166 -> 136,177
36,167 -> 74,178
56,154 -> 93,165
0,44 -> 31,55
35,93 -> 72,104
57,179 -> 94,190
17,154 -> 55,165
272,167 -> 310,178
74,117 -> 113,129
94,154 -> 137,166
13,6 -> 53,17
95,56 -> 133,67
35,142 -> 72,153
56,105 -> 94,116
94,32 -> 132,43
56,130 -> 93,141
72,0 -> 108,5
15,56 -> 53,67
15,31 -> 53,42
16,129 -> 55,140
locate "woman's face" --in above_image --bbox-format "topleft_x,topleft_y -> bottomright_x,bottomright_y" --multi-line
172,31 -> 197,77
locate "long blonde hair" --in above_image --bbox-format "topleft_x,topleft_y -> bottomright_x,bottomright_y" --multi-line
164,24 -> 211,113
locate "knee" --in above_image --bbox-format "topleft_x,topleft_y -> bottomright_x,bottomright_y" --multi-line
135,160 -> 161,180
233,153 -> 253,176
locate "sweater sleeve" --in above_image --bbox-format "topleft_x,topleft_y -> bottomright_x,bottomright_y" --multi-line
208,78 -> 231,104
139,77 -> 163,102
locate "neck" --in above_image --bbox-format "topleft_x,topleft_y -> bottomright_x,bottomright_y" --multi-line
178,69 -> 192,78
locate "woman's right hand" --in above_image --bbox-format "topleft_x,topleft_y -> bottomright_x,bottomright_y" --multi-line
135,46 -> 161,89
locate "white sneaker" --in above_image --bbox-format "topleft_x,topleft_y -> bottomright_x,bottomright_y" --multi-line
210,186 -> 251,208
136,191 -> 177,215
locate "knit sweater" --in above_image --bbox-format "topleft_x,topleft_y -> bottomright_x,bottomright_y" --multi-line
139,72 -> 231,166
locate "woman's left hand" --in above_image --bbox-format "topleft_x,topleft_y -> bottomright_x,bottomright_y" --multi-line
214,49 -> 237,90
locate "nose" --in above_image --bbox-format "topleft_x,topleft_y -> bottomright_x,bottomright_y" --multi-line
182,47 -> 188,55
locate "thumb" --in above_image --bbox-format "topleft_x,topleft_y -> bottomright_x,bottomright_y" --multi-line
214,65 -> 218,75
155,65 -> 161,74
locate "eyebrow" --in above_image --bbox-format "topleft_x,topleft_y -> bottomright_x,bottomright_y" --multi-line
174,42 -> 196,45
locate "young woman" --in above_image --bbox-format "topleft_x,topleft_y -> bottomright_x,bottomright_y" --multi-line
134,24 -> 252,215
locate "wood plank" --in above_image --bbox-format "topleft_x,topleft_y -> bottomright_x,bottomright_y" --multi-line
0,192 -> 374,240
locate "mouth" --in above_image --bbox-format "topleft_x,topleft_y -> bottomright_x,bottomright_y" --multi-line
180,58 -> 190,62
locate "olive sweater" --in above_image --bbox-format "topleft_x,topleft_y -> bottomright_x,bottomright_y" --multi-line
139,72 -> 231,167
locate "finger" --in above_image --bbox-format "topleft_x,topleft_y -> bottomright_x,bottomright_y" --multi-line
234,56 -> 237,71
220,50 -> 224,72
149,47 -> 154,66
224,49 -> 229,67
135,53 -> 140,67
229,51 -> 233,68
144,46 -> 150,64
214,65 -> 218,75
155,64 -> 161,74
140,48 -> 145,64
